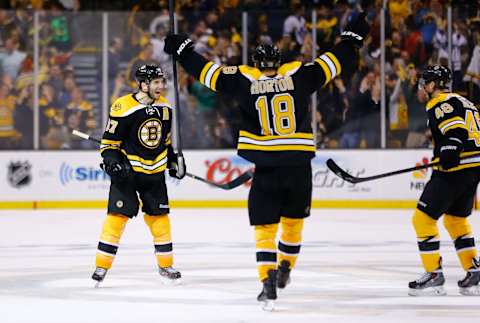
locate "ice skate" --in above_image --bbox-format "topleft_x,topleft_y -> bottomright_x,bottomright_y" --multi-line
277,260 -> 291,289
408,271 -> 446,296
257,269 -> 277,311
92,267 -> 108,288
459,259 -> 480,296
159,266 -> 182,285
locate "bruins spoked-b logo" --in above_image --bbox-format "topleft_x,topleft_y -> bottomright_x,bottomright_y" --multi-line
8,161 -> 32,188
138,118 -> 162,149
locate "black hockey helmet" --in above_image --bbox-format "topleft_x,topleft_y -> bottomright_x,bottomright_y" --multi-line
419,65 -> 452,90
252,44 -> 281,69
135,64 -> 165,85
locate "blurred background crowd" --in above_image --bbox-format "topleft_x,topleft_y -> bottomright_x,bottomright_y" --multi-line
0,0 -> 479,150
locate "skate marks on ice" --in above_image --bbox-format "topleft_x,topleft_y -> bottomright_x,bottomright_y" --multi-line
1,241 -> 480,322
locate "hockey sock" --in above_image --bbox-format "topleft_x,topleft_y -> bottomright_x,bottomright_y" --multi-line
278,217 -> 303,269
95,213 -> 128,269
255,223 -> 279,282
144,214 -> 173,268
412,209 -> 441,272
443,214 -> 477,271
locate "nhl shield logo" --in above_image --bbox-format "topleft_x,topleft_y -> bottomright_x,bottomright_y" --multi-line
8,161 -> 32,188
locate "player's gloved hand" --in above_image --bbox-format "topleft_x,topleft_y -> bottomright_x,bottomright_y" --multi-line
439,137 -> 463,170
341,12 -> 370,48
167,150 -> 186,179
101,154 -> 132,181
164,33 -> 194,60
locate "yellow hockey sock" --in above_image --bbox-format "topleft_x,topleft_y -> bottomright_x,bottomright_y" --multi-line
412,209 -> 441,272
278,217 -> 304,269
144,214 -> 173,268
255,223 -> 278,282
444,214 -> 477,271
95,213 -> 128,269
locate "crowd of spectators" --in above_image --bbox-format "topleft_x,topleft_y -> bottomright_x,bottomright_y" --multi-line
1,0 -> 480,150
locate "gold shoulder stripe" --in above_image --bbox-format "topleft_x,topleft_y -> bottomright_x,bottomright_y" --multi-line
277,61 -> 302,77
110,95 -> 143,117
239,65 -> 263,81
426,93 -> 451,111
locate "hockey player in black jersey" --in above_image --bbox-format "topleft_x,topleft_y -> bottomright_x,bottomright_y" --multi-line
92,64 -> 186,286
408,65 -> 480,296
164,13 -> 369,309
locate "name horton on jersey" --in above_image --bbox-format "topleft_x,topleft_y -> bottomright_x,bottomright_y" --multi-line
250,76 -> 295,95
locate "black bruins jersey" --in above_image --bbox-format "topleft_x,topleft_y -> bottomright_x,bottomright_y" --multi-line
179,45 -> 353,167
100,94 -> 173,174
426,92 -> 480,172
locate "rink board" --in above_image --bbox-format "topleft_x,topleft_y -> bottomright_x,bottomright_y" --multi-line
0,150 -> 444,209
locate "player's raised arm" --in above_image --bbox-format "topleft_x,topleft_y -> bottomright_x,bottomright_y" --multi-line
164,34 -> 240,94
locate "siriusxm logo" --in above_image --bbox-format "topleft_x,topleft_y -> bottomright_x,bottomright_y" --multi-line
60,163 -> 109,186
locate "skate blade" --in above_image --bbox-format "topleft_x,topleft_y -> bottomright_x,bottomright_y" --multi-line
159,276 -> 182,286
408,286 -> 446,296
459,286 -> 480,296
94,281 -> 101,288
260,300 -> 275,312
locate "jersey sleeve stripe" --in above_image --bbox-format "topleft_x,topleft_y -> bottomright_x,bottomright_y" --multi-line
314,58 -> 332,84
319,54 -> 337,78
203,63 -> 221,89
210,67 -> 222,91
199,62 -> 214,85
325,52 -> 341,76
101,139 -> 122,145
438,116 -> 464,129
441,122 -> 468,134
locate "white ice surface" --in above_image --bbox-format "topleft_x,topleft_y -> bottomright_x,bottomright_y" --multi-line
1,208 -> 480,323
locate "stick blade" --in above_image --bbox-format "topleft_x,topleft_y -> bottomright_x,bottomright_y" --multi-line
326,158 -> 359,184
222,170 -> 253,189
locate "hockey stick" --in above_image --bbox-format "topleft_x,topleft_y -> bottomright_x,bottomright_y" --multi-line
72,130 -> 253,190
168,0 -> 186,178
327,158 -> 449,184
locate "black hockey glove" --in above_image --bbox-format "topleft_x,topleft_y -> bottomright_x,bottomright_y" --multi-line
341,12 -> 370,48
101,152 -> 132,181
167,148 -> 186,179
439,137 -> 463,170
164,33 -> 194,60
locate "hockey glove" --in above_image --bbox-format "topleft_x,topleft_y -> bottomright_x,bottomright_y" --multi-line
101,152 -> 132,181
164,33 -> 194,60
341,12 -> 370,48
167,148 -> 186,179
439,137 -> 463,170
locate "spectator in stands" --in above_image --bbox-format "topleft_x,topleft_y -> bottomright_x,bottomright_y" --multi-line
108,37 -> 123,81
0,82 -> 17,149
57,75 -> 76,107
110,71 -> 132,104
0,37 -> 26,80
65,86 -> 96,132
283,3 -> 306,47
48,1 -> 72,52
356,71 -> 381,148
403,64 -> 428,148
13,83 -> 33,149
125,42 -> 159,87
150,24 -> 172,78
39,82 -> 61,140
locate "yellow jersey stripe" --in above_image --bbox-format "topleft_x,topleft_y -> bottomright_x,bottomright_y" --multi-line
239,130 -> 313,140
101,139 -> 122,145
325,52 -> 341,76
438,116 -> 464,129
314,58 -> 332,84
100,146 -> 121,153
126,148 -> 168,166
210,67 -> 222,91
200,62 -> 214,85
237,143 -> 316,152
132,164 -> 167,174
442,123 -> 468,134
